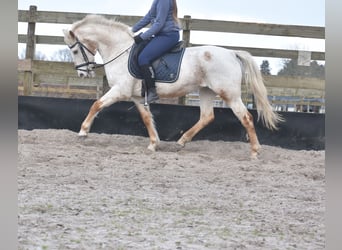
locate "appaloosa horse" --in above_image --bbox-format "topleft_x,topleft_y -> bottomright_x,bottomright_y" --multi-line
63,14 -> 283,158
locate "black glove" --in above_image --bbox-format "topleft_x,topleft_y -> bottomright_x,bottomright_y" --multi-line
134,34 -> 144,44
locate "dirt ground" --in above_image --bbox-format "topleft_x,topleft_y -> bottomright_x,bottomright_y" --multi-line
18,129 -> 325,250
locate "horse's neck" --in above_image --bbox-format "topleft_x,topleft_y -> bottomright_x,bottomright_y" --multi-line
97,30 -> 132,66
95,29 -> 133,84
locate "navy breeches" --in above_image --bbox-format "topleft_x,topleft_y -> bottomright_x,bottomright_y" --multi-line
138,31 -> 180,66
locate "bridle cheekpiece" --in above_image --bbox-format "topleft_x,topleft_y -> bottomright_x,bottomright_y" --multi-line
68,37 -> 97,73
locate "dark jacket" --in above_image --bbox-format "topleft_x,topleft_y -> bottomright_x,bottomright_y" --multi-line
132,0 -> 180,40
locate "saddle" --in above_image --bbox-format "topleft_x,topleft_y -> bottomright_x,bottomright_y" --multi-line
128,40 -> 186,83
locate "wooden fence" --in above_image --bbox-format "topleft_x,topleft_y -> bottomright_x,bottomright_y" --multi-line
18,5 -> 325,112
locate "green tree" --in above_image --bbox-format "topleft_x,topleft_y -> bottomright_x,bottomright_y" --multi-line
260,60 -> 271,75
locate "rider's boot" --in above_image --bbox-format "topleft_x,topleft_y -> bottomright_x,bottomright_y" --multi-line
140,64 -> 159,104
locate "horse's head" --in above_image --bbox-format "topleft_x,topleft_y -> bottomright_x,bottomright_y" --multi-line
63,29 -> 97,78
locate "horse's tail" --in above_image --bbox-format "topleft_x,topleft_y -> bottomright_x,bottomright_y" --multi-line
235,50 -> 284,130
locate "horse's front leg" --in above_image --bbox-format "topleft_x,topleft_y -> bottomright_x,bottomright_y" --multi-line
79,99 -> 103,136
134,101 -> 160,151
79,86 -> 122,137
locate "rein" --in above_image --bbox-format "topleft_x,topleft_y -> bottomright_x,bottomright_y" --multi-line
92,45 -> 132,69
69,37 -> 132,72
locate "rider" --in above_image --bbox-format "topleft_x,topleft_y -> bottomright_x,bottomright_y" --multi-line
132,0 -> 181,104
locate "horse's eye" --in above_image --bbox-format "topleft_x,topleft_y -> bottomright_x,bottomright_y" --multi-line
72,50 -> 78,55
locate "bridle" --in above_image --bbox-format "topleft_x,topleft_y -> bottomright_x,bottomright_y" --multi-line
68,37 -> 97,73
68,36 -> 132,73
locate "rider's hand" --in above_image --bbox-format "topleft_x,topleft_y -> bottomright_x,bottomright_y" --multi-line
134,33 -> 143,44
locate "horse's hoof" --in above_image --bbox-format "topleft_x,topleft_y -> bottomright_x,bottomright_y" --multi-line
251,144 -> 261,159
78,130 -> 88,137
250,153 -> 258,160
254,144 -> 261,153
147,144 -> 156,152
250,150 -> 259,160
173,142 -> 183,151
176,140 -> 185,147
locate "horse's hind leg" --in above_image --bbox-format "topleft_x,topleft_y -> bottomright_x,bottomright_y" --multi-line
177,88 -> 216,146
229,98 -> 261,158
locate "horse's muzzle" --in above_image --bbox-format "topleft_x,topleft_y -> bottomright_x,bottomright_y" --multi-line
78,70 -> 95,78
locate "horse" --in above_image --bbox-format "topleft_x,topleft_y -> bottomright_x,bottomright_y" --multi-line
63,14 -> 283,158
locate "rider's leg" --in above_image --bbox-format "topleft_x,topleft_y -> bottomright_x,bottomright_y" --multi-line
138,31 -> 180,104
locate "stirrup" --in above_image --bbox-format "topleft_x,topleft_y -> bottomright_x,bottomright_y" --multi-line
147,92 -> 159,103
141,90 -> 159,106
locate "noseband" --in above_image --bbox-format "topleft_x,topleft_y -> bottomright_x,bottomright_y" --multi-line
68,36 -> 132,73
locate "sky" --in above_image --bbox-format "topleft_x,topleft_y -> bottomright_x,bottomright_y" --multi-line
18,0 -> 325,74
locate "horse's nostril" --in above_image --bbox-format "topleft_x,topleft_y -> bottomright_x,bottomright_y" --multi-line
79,72 -> 85,78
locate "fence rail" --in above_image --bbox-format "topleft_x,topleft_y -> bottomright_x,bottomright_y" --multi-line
18,5 -> 325,112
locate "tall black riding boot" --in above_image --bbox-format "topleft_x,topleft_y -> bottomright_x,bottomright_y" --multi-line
140,64 -> 159,104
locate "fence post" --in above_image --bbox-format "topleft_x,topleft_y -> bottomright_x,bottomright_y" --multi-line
178,15 -> 192,105
23,5 -> 37,95
182,15 -> 191,47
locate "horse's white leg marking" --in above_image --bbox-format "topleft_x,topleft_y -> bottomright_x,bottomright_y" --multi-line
79,99 -> 103,136
135,102 -> 160,151
229,98 -> 261,159
177,88 -> 216,146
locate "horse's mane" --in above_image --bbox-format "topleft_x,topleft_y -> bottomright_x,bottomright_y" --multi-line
71,14 -> 132,35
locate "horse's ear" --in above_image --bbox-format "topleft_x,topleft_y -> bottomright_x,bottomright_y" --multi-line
63,29 -> 76,45
69,30 -> 76,39
62,29 -> 75,39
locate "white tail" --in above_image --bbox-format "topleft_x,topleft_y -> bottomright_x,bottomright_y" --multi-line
235,51 -> 284,130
